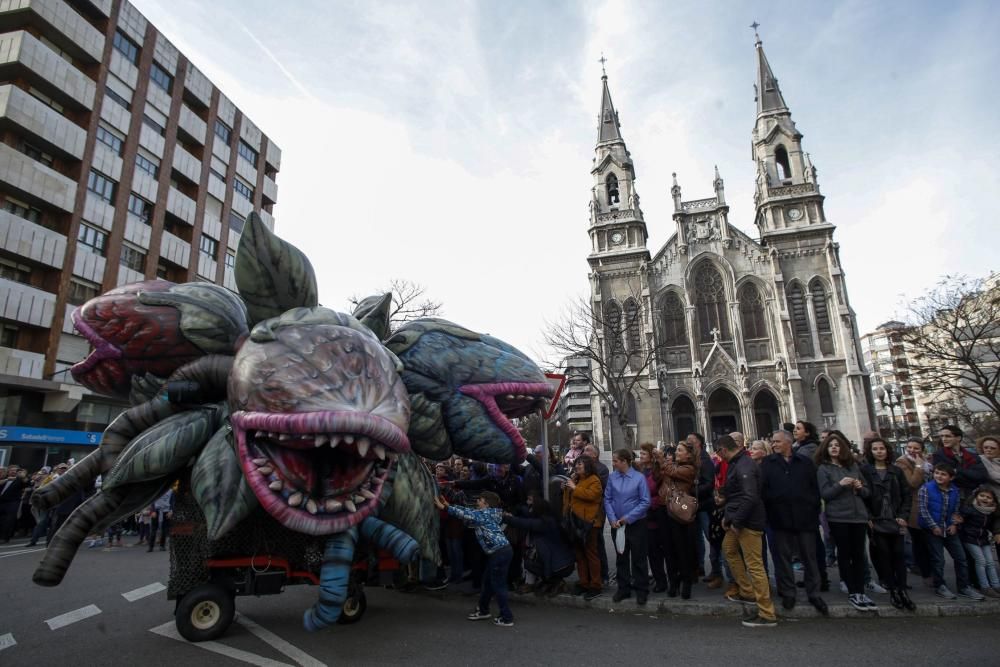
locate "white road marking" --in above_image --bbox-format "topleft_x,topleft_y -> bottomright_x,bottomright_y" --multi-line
0,541 -> 31,549
149,622 -> 295,667
122,582 -> 166,601
0,547 -> 46,559
45,604 -> 102,630
0,633 -> 16,651
237,614 -> 327,667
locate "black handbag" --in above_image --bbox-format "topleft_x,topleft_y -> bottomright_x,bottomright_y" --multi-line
561,512 -> 592,545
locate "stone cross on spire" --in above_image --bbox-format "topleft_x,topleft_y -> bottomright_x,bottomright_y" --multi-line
599,53 -> 608,78
710,327 -> 721,344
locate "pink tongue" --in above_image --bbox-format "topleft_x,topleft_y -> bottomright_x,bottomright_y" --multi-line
270,447 -> 317,491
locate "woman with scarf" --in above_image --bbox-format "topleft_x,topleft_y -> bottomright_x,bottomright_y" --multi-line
896,437 -> 934,586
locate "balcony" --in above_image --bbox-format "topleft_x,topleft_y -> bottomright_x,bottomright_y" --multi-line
99,93 -> 131,135
0,0 -> 105,63
138,122 -> 165,157
201,215 -> 222,241
165,186 -> 195,225
0,83 -> 86,159
0,141 -> 76,212
123,215 -> 151,249
71,245 -> 105,283
234,154 -> 256,184
82,192 -> 114,230
0,345 -> 44,379
230,192 -> 252,217
0,30 -> 95,109
196,253 -> 216,282
159,229 -> 190,268
172,144 -> 200,184
265,140 -> 281,172
116,265 -> 144,287
262,175 -> 277,204
0,208 -> 66,268
178,104 -> 206,145
0,277 -> 56,327
183,64 -> 212,109
222,266 -> 236,292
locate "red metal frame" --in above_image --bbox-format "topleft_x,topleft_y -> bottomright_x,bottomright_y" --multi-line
206,555 -> 320,585
543,373 -> 567,420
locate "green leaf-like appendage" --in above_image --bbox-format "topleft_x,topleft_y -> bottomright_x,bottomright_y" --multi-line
380,452 -> 441,564
139,282 -> 249,354
406,392 -> 453,460
102,407 -> 219,490
93,477 -> 172,533
352,293 -> 392,341
235,211 -> 318,326
191,426 -> 258,540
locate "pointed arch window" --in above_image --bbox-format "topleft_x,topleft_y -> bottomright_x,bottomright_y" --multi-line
661,292 -> 687,347
817,377 -> 835,414
786,282 -> 813,357
694,264 -> 730,343
623,298 -> 642,370
775,145 -> 791,181
739,283 -> 770,362
809,279 -> 832,333
606,173 -> 620,205
604,301 -> 626,372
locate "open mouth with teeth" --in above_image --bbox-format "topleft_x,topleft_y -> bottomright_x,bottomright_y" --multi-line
231,410 -> 410,535
458,382 -> 555,460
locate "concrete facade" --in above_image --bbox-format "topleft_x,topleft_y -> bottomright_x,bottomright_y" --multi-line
0,0 -> 279,469
587,36 -> 874,450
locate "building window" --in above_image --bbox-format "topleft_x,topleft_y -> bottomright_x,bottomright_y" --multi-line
224,251 -> 236,269
661,291 -> 687,347
28,87 -> 64,113
604,301 -> 626,372
134,153 -> 159,178
606,173 -> 620,205
67,278 -> 100,306
199,235 -> 218,258
142,114 -> 165,136
112,29 -> 139,65
694,264 -> 730,343
2,198 -> 42,224
623,297 -> 642,369
228,211 -> 245,234
119,244 -> 146,273
237,140 -> 258,165
0,324 -> 16,348
87,170 -> 117,203
0,258 -> 31,285
150,62 -> 173,93
817,378 -> 835,414
809,279 -> 832,333
95,124 -> 124,156
787,283 -> 810,336
775,145 -> 791,181
104,87 -> 131,111
233,177 -> 254,201
127,194 -> 152,224
214,120 -> 232,144
77,224 -> 107,255
20,141 -> 53,167
739,283 -> 768,339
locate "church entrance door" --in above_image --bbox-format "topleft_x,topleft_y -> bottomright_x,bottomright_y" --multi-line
707,387 -> 742,444
753,389 -> 781,440
671,395 -> 697,444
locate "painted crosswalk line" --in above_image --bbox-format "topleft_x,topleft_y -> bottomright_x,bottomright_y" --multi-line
45,604 -> 102,630
123,582 -> 167,601
0,633 -> 16,652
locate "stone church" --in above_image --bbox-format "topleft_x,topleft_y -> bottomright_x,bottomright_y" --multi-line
587,35 -> 875,449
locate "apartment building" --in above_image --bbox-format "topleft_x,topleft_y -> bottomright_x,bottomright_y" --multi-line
0,0 -> 279,469
860,322 -> 921,442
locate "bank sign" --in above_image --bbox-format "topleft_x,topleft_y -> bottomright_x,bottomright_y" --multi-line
0,426 -> 102,446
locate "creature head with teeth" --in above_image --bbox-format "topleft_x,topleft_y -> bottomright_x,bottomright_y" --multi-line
228,307 -> 411,536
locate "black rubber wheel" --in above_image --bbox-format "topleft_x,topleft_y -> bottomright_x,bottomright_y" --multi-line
336,589 -> 367,625
175,583 -> 236,642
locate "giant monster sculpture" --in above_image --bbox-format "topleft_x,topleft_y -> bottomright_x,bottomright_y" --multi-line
31,212 -> 552,633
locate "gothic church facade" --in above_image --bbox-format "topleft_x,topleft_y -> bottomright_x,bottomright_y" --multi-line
587,36 -> 875,448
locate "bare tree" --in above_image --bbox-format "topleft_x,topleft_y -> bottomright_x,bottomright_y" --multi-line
541,282 -> 659,450
901,274 -> 1000,422
350,279 -> 443,333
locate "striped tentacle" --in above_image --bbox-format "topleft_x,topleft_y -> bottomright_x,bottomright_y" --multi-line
360,516 -> 419,564
302,528 -> 358,632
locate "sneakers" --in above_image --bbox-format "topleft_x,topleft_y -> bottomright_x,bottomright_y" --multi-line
467,609 -> 492,621
612,590 -> 631,603
958,586 -> 986,601
848,594 -> 876,611
866,581 -> 888,595
636,592 -> 648,606
860,594 -> 878,610
572,583 -> 587,596
741,614 -> 777,628
423,579 -> 448,591
935,585 -> 957,600
493,617 -> 514,627
839,581 -> 849,594
726,592 -> 756,604
583,590 -> 603,601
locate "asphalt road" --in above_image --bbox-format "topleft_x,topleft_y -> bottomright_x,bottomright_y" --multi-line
1,538 -> 998,667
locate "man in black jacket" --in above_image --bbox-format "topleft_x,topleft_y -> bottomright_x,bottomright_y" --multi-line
0,465 -> 27,543
761,429 -> 828,615
718,435 -> 776,628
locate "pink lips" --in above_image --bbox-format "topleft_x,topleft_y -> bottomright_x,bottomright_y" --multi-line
458,382 -> 554,461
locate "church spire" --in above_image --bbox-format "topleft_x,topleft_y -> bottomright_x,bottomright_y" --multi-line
597,56 -> 623,144
754,33 -> 788,116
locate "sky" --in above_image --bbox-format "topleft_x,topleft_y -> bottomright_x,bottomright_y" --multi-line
134,0 -> 1000,364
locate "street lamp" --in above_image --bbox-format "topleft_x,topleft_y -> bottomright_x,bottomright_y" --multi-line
874,382 -> 904,445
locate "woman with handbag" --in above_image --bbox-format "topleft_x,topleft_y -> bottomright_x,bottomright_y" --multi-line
861,437 -> 915,610
563,456 -> 604,600
660,442 -> 700,599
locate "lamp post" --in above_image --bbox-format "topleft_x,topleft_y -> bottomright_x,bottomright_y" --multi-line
875,382 -> 904,445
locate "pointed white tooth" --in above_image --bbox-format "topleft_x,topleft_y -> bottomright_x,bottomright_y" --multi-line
506,394 -> 515,400
374,444 -> 386,460
252,457 -> 268,466
325,499 -> 343,513
315,434 -> 330,447
306,499 -> 318,514
329,434 -> 342,448
255,431 -> 266,438
288,492 -> 303,507
257,465 -> 273,475
269,480 -> 283,491
357,437 -> 370,458
278,433 -> 291,441
345,499 -> 357,513
343,434 -> 355,445
361,488 -> 376,500
353,494 -> 366,504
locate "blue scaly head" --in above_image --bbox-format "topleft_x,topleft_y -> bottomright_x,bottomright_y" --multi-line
384,318 -> 553,464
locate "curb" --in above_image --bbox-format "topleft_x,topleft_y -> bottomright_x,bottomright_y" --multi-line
505,590 -> 1000,620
